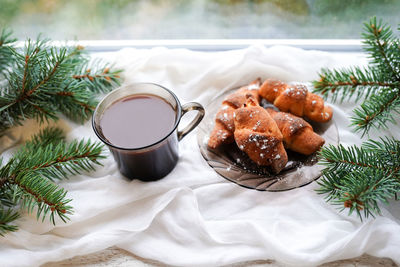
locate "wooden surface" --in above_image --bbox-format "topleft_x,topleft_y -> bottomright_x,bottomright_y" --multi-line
43,247 -> 397,267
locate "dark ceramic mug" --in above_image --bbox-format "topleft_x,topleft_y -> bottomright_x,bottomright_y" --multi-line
92,83 -> 205,181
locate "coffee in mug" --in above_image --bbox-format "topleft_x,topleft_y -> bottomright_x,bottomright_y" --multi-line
92,83 -> 205,181
100,95 -> 176,148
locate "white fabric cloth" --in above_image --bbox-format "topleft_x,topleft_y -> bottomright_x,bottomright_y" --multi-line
1,45 -> 400,267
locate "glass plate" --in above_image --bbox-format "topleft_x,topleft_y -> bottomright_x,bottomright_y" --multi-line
197,86 -> 339,192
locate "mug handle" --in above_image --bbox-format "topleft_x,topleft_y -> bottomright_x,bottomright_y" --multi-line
178,102 -> 205,141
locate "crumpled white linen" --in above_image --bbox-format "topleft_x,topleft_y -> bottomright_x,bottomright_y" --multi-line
1,45 -> 400,267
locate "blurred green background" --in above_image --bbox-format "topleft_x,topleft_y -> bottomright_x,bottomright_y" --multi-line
0,0 -> 399,40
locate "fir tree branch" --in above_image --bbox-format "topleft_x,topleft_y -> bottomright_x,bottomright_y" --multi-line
0,127 -> 105,233
16,140 -> 104,182
319,138 -> 400,179
362,17 -> 400,81
0,41 -> 71,130
319,144 -> 387,171
51,81 -> 98,122
0,37 -> 122,134
312,17 -> 400,134
351,88 -> 400,135
319,169 -> 399,219
13,127 -> 104,181
0,29 -> 120,234
72,58 -> 122,94
13,172 -> 72,223
28,126 -> 65,147
317,138 -> 400,219
363,137 -> 400,158
313,66 -> 399,103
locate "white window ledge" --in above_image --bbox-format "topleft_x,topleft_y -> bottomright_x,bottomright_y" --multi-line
16,39 -> 363,52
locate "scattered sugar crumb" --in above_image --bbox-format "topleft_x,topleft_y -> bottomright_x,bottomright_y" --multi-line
248,84 -> 259,90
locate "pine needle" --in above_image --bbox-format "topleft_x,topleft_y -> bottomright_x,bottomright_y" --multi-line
0,208 -> 19,236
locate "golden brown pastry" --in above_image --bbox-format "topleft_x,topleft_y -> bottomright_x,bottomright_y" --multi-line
207,104 -> 236,149
259,79 -> 333,123
233,97 -> 288,173
267,108 -> 325,155
223,78 -> 261,109
208,78 -> 262,149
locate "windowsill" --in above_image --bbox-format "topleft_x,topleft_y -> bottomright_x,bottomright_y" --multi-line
15,39 -> 363,52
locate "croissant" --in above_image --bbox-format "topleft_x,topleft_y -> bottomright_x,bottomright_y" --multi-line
207,105 -> 236,149
234,97 -> 288,173
259,79 -> 333,123
267,108 -> 325,155
223,78 -> 261,109
208,78 -> 262,149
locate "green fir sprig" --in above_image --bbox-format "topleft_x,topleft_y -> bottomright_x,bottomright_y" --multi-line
0,30 -> 121,235
0,127 -> 105,235
313,17 -> 400,136
0,30 -> 122,134
313,17 -> 400,219
317,138 -> 400,218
